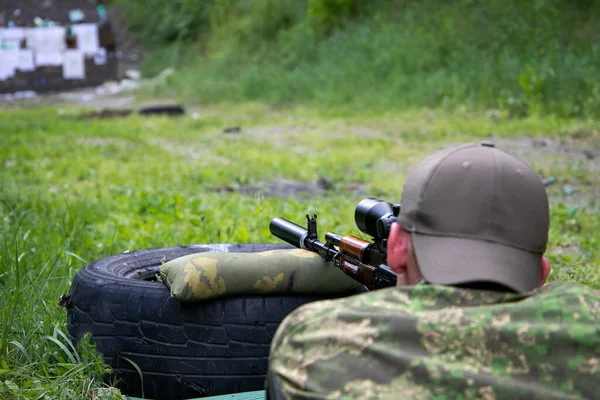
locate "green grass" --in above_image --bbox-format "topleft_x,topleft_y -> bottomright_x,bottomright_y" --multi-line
3,1 -> 600,396
0,104 -> 599,397
116,0 -> 600,119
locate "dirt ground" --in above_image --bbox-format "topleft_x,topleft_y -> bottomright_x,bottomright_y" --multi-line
494,135 -> 599,208
196,123 -> 600,207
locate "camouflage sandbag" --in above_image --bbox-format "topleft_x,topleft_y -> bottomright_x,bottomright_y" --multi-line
159,249 -> 362,302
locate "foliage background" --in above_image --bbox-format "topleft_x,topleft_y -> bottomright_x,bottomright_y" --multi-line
1,0 -> 600,398
115,0 -> 600,118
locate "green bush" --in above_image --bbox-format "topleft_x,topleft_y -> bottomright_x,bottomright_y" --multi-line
111,0 -> 215,43
307,0 -> 373,30
209,0 -> 307,49
118,0 -> 600,118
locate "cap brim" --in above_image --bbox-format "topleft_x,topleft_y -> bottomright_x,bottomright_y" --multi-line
411,232 -> 542,293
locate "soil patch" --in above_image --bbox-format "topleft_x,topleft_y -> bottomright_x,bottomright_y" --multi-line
213,178 -> 331,199
148,138 -> 230,164
78,108 -> 134,119
76,137 -> 130,148
492,136 -> 600,170
212,178 -> 369,199
492,135 -> 600,208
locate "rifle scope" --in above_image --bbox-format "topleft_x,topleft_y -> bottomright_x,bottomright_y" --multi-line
355,198 -> 401,241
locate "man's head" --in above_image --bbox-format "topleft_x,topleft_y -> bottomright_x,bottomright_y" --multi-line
387,142 -> 551,293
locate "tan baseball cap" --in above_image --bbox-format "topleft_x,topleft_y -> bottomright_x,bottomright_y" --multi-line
398,141 -> 550,293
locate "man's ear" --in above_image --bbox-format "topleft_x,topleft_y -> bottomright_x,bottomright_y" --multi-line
540,256 -> 551,285
387,223 -> 409,275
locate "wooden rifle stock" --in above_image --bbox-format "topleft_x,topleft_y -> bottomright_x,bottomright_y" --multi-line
336,235 -> 396,290
339,235 -> 369,260
339,256 -> 379,290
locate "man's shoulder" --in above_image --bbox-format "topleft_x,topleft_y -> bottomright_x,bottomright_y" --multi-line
275,281 -> 595,330
270,284 -> 430,336
268,283 -> 510,372
518,281 -> 600,316
268,281 -> 600,399
536,280 -> 600,297
279,281 -> 600,327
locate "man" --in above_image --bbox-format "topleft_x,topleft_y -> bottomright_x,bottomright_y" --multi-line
266,142 -> 600,399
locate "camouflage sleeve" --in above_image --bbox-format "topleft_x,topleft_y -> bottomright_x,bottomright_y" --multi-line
267,282 -> 600,400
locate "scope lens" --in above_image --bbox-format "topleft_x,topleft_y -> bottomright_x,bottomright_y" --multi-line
354,198 -> 393,238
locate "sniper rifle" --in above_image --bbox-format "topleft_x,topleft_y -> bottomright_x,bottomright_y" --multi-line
269,198 -> 400,290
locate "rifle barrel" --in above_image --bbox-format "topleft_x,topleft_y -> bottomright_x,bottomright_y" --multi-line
325,232 -> 342,246
269,218 -> 308,249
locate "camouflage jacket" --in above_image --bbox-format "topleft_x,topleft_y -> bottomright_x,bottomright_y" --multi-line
266,282 -> 600,400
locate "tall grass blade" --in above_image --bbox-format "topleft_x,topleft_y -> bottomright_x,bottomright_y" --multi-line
8,341 -> 31,363
0,213 -> 26,354
44,336 -> 77,364
62,251 -> 88,265
53,327 -> 81,364
122,357 -> 144,399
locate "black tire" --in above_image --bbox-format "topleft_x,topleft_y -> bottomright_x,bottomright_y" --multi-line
66,244 -> 364,399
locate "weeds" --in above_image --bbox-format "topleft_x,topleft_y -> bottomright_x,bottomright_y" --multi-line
0,198 -> 123,398
2,1 -> 600,392
115,0 -> 600,118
